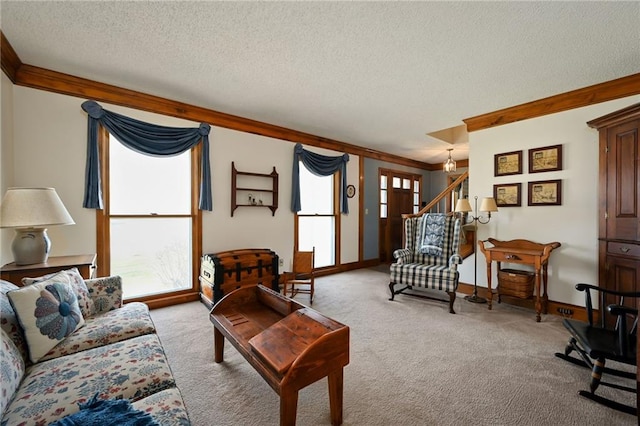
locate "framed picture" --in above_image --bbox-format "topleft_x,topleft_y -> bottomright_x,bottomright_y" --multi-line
494,150 -> 523,176
529,144 -> 562,173
528,179 -> 561,206
493,183 -> 521,207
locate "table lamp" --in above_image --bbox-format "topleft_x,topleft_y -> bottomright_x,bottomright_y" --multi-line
0,187 -> 75,265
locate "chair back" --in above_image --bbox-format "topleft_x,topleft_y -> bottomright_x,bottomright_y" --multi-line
293,249 -> 314,275
404,214 -> 461,266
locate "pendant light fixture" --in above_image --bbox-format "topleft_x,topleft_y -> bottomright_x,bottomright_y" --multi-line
443,148 -> 456,173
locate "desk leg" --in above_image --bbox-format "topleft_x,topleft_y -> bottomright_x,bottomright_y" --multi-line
486,260 -> 493,310
328,368 -> 344,426
534,270 -> 542,322
214,327 -> 225,363
280,388 -> 299,426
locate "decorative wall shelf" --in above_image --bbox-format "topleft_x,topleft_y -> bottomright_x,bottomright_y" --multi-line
231,161 -> 278,217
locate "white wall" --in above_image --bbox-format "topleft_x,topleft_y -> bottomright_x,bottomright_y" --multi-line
2,86 -> 360,272
462,95 -> 640,306
0,73 -> 15,265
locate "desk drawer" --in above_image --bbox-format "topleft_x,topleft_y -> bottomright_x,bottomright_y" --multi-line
607,242 -> 640,258
491,251 -> 536,264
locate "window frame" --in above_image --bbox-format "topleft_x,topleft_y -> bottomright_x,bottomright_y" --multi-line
96,125 -> 202,308
294,164 -> 341,273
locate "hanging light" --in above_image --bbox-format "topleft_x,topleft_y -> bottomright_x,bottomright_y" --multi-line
443,148 -> 456,173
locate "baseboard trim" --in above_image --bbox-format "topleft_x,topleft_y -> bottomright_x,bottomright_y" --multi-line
457,282 -> 588,322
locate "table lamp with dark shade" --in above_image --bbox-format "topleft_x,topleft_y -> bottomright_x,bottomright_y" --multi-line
0,187 -> 75,265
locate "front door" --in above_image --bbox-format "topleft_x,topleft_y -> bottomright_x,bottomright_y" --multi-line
379,170 -> 421,262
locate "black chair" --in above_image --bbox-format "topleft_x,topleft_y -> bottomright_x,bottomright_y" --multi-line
555,283 -> 638,415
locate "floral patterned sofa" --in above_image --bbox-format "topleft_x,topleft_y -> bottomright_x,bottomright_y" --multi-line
0,273 -> 190,426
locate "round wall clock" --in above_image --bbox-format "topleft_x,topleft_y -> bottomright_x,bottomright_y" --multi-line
346,184 -> 356,198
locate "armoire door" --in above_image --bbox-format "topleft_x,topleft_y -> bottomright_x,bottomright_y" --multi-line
604,118 -> 640,241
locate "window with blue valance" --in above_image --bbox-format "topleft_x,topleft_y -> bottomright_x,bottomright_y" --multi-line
291,143 -> 349,214
81,100 -> 212,211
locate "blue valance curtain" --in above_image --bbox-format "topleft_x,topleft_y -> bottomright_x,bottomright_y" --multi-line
291,143 -> 349,214
81,100 -> 212,211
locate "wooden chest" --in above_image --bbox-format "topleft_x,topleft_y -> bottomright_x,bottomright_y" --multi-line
199,248 -> 279,308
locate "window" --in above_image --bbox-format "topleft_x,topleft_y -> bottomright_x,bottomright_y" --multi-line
99,132 -> 200,302
380,175 -> 388,218
296,164 -> 336,268
413,179 -> 421,213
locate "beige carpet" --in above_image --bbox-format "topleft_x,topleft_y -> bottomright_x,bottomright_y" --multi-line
150,268 -> 636,425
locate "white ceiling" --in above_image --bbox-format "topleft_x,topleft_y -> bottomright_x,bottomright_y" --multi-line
1,1 -> 639,164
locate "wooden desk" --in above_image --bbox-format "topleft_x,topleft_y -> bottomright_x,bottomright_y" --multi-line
478,239 -> 560,322
210,285 -> 349,426
1,254 -> 97,286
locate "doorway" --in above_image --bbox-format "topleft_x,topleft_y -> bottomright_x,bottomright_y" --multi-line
378,169 -> 422,262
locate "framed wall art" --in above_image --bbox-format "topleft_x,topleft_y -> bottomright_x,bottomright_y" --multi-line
529,144 -> 562,173
528,179 -> 561,206
493,183 -> 521,207
494,150 -> 522,176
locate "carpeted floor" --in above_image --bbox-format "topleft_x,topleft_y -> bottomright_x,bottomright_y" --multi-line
151,268 -> 636,425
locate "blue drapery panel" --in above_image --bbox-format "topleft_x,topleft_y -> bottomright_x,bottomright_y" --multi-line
291,143 -> 349,214
81,100 -> 212,211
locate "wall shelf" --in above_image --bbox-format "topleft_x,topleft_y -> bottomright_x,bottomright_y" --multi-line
231,161 -> 278,217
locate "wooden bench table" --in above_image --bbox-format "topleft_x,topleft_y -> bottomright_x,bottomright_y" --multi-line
210,285 -> 350,426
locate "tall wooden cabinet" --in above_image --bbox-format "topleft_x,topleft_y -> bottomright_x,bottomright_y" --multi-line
588,103 -> 640,308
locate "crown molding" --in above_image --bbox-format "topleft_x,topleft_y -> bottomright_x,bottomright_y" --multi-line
1,32 -> 431,170
464,73 -> 640,132
1,32 -> 22,83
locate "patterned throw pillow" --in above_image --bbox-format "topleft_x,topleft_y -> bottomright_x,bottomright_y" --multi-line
7,277 -> 85,363
22,268 -> 95,317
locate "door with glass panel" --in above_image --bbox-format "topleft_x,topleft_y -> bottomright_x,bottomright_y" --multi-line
379,170 -> 421,262
295,164 -> 337,269
106,134 -> 194,300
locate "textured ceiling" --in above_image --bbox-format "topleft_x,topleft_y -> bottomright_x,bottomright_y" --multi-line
1,1 -> 639,164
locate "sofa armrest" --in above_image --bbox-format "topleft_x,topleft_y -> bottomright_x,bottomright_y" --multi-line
393,248 -> 412,264
85,275 -> 123,314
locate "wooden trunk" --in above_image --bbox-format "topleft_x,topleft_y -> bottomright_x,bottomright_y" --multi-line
199,248 -> 279,308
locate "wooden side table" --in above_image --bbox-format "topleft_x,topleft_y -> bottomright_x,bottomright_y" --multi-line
478,239 -> 560,322
0,254 -> 97,286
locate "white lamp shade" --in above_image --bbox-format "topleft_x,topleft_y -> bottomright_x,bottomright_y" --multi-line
1,187 -> 75,229
454,198 -> 473,213
480,197 -> 499,212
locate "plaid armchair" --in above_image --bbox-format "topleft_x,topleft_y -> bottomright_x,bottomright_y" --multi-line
389,213 -> 462,313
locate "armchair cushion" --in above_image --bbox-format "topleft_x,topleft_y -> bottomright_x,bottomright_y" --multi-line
390,263 -> 459,293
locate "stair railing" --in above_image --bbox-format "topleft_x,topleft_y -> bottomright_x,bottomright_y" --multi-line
403,171 -> 469,219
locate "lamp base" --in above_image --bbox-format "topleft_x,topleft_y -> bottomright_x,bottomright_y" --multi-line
464,294 -> 487,304
11,228 -> 50,265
